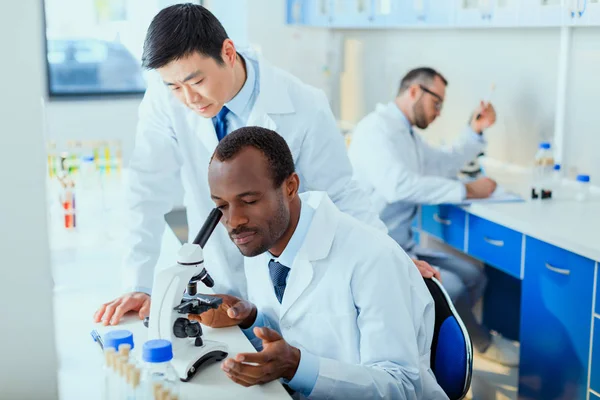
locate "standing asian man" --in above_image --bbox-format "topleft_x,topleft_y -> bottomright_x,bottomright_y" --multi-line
93,3 -> 386,326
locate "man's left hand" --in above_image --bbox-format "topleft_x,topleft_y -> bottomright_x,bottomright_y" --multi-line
221,327 -> 301,386
413,259 -> 442,282
470,101 -> 497,133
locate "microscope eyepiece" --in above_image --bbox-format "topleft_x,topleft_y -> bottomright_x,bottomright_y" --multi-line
188,208 -> 222,289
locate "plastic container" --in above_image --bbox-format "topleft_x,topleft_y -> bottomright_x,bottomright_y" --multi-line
533,142 -> 555,197
575,174 -> 590,201
141,340 -> 179,400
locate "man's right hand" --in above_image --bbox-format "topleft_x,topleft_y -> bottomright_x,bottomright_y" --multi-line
188,294 -> 257,329
465,177 -> 497,199
94,292 -> 151,326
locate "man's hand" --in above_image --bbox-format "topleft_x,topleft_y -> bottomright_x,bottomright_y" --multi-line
470,101 -> 497,133
221,327 -> 301,386
94,292 -> 150,326
188,294 -> 257,329
465,177 -> 497,199
413,259 -> 441,282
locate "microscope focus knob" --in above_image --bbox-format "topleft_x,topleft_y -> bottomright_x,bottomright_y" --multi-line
173,318 -> 189,338
173,317 -> 203,339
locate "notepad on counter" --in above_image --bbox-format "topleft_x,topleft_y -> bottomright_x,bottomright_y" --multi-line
455,186 -> 524,205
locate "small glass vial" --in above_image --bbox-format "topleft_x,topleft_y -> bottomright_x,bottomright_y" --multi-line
102,348 -> 116,400
141,340 -> 179,400
575,174 -> 590,201
532,142 -> 555,199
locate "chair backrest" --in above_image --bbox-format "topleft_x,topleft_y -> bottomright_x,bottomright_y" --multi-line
424,277 -> 473,400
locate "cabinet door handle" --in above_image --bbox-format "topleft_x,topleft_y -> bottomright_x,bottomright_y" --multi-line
545,263 -> 571,276
433,213 -> 451,226
484,237 -> 504,247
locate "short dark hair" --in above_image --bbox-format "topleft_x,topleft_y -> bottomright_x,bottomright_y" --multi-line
142,3 -> 229,70
212,127 -> 296,188
398,67 -> 448,94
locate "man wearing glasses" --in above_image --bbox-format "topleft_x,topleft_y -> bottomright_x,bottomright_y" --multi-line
348,67 -> 519,367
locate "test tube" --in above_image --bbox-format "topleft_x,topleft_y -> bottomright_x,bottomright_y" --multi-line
123,364 -> 134,399
104,141 -> 111,175
119,343 -> 131,357
103,348 -> 116,400
131,367 -> 142,399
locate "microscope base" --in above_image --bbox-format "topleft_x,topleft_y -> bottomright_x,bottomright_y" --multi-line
172,339 -> 229,382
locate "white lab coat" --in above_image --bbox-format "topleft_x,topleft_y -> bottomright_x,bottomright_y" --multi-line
122,49 -> 385,298
348,102 -> 486,251
245,191 -> 448,400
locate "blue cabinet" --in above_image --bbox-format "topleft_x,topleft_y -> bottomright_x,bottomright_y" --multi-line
330,0 -> 373,27
454,0 -> 489,27
287,0 -> 307,25
467,215 -> 523,279
570,0 -> 600,26
421,205 -> 466,250
375,0 -> 453,27
305,0 -> 333,26
586,0 -> 600,25
519,237 -> 595,400
455,0 -> 520,27
520,0 -> 564,26
590,318 -> 600,393
490,0 -> 521,27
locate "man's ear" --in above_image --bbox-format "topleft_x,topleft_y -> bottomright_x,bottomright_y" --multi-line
286,173 -> 300,199
221,39 -> 236,66
408,84 -> 419,100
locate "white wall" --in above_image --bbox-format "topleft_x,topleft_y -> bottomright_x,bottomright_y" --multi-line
0,1 -> 58,399
245,0 -> 334,98
564,27 -> 600,180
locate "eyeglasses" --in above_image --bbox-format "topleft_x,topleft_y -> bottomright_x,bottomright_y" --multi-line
419,84 -> 444,111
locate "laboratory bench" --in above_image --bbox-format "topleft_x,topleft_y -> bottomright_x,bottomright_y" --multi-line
412,161 -> 600,400
49,164 -> 600,399
49,188 -> 289,400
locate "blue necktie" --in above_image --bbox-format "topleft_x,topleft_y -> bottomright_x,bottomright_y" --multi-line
268,260 -> 290,304
213,106 -> 230,141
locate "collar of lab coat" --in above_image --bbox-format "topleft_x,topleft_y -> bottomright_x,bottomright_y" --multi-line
240,48 -> 295,116
388,101 -> 413,133
248,191 -> 338,319
295,191 -> 338,262
281,191 -> 338,319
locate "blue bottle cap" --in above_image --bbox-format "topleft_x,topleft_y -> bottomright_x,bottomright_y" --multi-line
539,142 -> 551,149
103,330 -> 134,351
576,174 -> 590,183
82,156 -> 95,162
143,339 -> 173,363
553,164 -> 561,171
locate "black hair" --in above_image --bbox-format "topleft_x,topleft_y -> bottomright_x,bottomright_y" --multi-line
212,127 -> 296,188
398,67 -> 448,94
142,3 -> 229,70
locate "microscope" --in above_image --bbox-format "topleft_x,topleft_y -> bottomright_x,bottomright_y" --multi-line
147,208 -> 229,382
